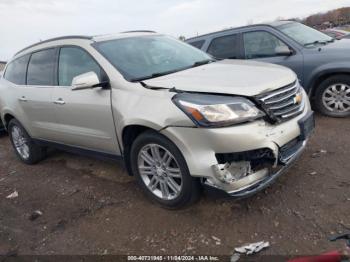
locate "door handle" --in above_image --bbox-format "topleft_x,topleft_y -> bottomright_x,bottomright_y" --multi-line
54,98 -> 66,105
18,96 -> 27,102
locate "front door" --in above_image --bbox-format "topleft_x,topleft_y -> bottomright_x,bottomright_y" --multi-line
242,30 -> 304,84
52,46 -> 119,155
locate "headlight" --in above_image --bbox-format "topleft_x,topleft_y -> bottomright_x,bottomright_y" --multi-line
173,93 -> 265,127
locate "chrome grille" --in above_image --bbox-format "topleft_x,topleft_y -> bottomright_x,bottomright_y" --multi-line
257,82 -> 305,122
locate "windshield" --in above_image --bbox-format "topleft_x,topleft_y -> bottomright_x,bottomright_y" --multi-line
94,35 -> 212,81
277,22 -> 333,46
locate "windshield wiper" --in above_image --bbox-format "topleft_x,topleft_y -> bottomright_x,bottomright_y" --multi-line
130,59 -> 216,82
191,59 -> 216,68
130,68 -> 187,82
304,40 -> 328,47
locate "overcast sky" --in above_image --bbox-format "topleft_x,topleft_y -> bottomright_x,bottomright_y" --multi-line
0,0 -> 350,60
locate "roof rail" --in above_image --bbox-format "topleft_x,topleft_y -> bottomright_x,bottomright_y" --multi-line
121,30 -> 156,34
15,35 -> 93,56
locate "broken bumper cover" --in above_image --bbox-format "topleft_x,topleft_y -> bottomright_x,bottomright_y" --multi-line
160,96 -> 312,198
215,140 -> 307,198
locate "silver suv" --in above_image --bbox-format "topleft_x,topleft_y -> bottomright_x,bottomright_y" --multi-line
0,32 -> 314,208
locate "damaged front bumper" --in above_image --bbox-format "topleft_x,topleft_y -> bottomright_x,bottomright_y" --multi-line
160,99 -> 313,198
207,139 -> 307,198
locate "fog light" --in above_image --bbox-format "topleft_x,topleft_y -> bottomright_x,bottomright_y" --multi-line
212,161 -> 252,183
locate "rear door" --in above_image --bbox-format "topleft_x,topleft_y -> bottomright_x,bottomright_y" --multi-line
52,46 -> 119,154
5,49 -> 58,139
1,55 -> 30,130
242,30 -> 304,83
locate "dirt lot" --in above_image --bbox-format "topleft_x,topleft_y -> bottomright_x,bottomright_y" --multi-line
0,115 -> 349,258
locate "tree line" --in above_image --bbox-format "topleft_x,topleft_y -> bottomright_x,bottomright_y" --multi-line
302,7 -> 350,28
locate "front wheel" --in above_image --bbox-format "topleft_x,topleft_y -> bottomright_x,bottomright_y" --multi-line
130,130 -> 200,209
315,75 -> 350,117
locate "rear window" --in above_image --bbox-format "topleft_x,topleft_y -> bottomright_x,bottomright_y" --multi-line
4,55 -> 30,85
207,34 -> 240,59
27,49 -> 56,86
189,40 -> 205,49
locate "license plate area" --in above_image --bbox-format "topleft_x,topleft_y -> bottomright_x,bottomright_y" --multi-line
298,112 -> 315,140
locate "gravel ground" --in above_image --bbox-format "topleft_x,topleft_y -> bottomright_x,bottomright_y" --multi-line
0,114 -> 349,258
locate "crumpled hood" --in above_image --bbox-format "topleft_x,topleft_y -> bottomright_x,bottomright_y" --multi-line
144,60 -> 296,97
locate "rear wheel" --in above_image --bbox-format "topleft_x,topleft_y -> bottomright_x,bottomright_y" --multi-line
130,130 -> 200,208
8,119 -> 46,164
315,75 -> 350,117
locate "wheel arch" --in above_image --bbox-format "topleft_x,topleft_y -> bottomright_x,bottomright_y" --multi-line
2,112 -> 16,130
308,68 -> 350,99
122,124 -> 160,176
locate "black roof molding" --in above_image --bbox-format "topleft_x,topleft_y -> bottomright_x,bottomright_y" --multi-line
15,35 -> 93,56
186,21 -> 294,41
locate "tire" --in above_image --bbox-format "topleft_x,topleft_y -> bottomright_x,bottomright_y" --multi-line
0,121 -> 6,136
130,130 -> 200,209
314,75 -> 350,117
8,119 -> 46,165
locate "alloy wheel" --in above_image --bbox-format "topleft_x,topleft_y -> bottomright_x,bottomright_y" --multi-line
11,126 -> 30,160
137,144 -> 183,200
322,83 -> 350,113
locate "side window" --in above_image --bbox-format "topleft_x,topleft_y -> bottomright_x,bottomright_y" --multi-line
4,55 -> 30,85
58,47 -> 102,86
243,31 -> 289,59
189,40 -> 205,49
207,34 -> 240,59
27,49 -> 56,86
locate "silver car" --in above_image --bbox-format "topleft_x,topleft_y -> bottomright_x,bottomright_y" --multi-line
0,32 -> 314,208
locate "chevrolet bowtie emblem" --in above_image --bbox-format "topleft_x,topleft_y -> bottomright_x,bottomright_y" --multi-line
294,93 -> 302,105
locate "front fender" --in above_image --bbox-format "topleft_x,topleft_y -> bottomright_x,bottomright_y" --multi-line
306,62 -> 350,96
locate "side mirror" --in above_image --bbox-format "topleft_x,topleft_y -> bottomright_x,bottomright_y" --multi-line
71,72 -> 101,91
275,46 -> 293,56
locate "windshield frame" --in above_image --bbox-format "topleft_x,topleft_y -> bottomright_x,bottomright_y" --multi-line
92,35 -> 213,82
276,22 -> 333,47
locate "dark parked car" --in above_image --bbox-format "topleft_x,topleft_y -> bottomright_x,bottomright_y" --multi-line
187,21 -> 350,117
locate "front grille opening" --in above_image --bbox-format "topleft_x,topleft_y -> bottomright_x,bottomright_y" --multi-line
216,148 -> 275,170
274,103 -> 301,116
256,81 -> 304,122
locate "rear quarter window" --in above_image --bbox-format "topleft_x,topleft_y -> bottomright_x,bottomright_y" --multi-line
4,55 -> 30,85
